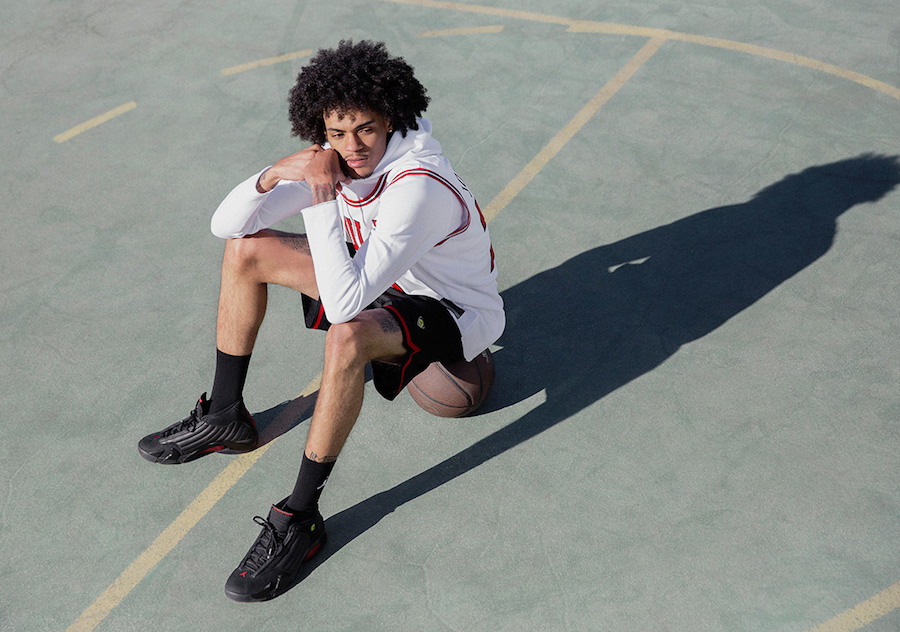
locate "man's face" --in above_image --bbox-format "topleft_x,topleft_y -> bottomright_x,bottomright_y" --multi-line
323,108 -> 391,179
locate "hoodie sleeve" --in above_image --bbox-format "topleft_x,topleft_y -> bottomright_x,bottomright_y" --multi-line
210,169 -> 314,238
301,171 -> 463,323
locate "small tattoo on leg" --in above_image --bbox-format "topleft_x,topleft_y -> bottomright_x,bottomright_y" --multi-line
379,314 -> 401,334
274,231 -> 311,253
307,451 -> 338,464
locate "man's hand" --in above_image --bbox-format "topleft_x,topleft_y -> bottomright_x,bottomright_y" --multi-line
257,144 -> 327,193
304,148 -> 351,205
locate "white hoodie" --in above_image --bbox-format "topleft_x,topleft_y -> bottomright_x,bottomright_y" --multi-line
210,118 -> 504,361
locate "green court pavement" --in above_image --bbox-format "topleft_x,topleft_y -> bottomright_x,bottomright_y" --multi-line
1,1 -> 899,630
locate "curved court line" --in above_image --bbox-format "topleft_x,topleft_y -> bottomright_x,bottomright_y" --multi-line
419,24 -> 504,37
390,0 -> 575,27
65,37 -> 658,630
53,102 -> 137,143
387,0 -> 900,101
221,49 -> 313,76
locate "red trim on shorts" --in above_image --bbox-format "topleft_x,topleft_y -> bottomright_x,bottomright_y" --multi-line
312,303 -> 326,329
383,304 -> 421,397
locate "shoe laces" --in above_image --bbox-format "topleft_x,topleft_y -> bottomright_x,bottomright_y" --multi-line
243,516 -> 285,571
161,407 -> 201,438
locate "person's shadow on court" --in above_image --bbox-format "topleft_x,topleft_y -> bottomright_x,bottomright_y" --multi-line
288,153 -> 899,588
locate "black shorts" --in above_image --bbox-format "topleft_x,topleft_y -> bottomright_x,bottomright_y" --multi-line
302,288 -> 464,401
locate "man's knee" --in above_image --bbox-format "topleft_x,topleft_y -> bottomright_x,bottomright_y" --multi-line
221,231 -> 317,292
221,231 -> 282,277
324,320 -> 372,366
222,235 -> 260,273
324,313 -> 405,366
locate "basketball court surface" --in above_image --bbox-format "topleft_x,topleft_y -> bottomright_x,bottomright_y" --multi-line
2,0 -> 899,630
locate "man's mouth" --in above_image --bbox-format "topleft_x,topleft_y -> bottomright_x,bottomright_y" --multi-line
345,156 -> 367,168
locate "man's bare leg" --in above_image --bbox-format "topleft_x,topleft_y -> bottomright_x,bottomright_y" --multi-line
137,229 -> 321,463
284,309 -> 406,513
307,309 -> 406,457
212,233 -> 408,510
216,230 -> 319,356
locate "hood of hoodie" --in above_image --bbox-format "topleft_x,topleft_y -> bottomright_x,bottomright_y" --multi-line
334,117 -> 443,192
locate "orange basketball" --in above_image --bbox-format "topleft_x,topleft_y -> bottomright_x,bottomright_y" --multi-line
408,349 -> 495,417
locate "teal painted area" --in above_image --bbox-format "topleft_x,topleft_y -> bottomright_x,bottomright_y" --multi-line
1,1 -> 899,630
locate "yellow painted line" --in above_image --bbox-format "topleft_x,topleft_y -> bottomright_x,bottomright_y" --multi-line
53,102 -> 137,143
419,24 -> 504,37
483,37 -> 665,222
387,0 -> 900,101
566,20 -> 673,39
66,377 -> 321,632
222,49 -> 314,76
665,32 -> 900,101
389,0 -> 575,26
806,580 -> 900,632
66,447 -> 272,632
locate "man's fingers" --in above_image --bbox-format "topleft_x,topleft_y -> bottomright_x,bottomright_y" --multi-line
306,148 -> 349,188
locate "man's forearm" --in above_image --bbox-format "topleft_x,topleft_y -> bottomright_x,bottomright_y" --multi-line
256,168 -> 276,193
311,182 -> 337,205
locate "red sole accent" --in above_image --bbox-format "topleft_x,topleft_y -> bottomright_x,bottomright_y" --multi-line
305,541 -> 323,561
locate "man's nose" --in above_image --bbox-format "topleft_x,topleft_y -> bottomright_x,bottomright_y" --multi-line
345,133 -> 362,151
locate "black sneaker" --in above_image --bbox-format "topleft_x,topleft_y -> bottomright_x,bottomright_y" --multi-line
138,393 -> 258,464
224,499 -> 327,602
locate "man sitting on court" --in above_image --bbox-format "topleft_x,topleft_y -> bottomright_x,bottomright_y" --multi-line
137,40 -> 505,601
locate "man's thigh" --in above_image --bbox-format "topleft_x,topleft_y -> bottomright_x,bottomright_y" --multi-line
367,291 -> 464,400
233,229 -> 319,297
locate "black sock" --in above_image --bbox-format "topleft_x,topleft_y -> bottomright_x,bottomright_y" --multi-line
209,349 -> 251,414
285,453 -> 336,514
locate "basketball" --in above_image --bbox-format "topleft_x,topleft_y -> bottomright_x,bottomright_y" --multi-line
408,349 -> 495,417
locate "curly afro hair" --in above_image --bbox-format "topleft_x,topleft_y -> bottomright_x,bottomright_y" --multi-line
288,40 -> 430,145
